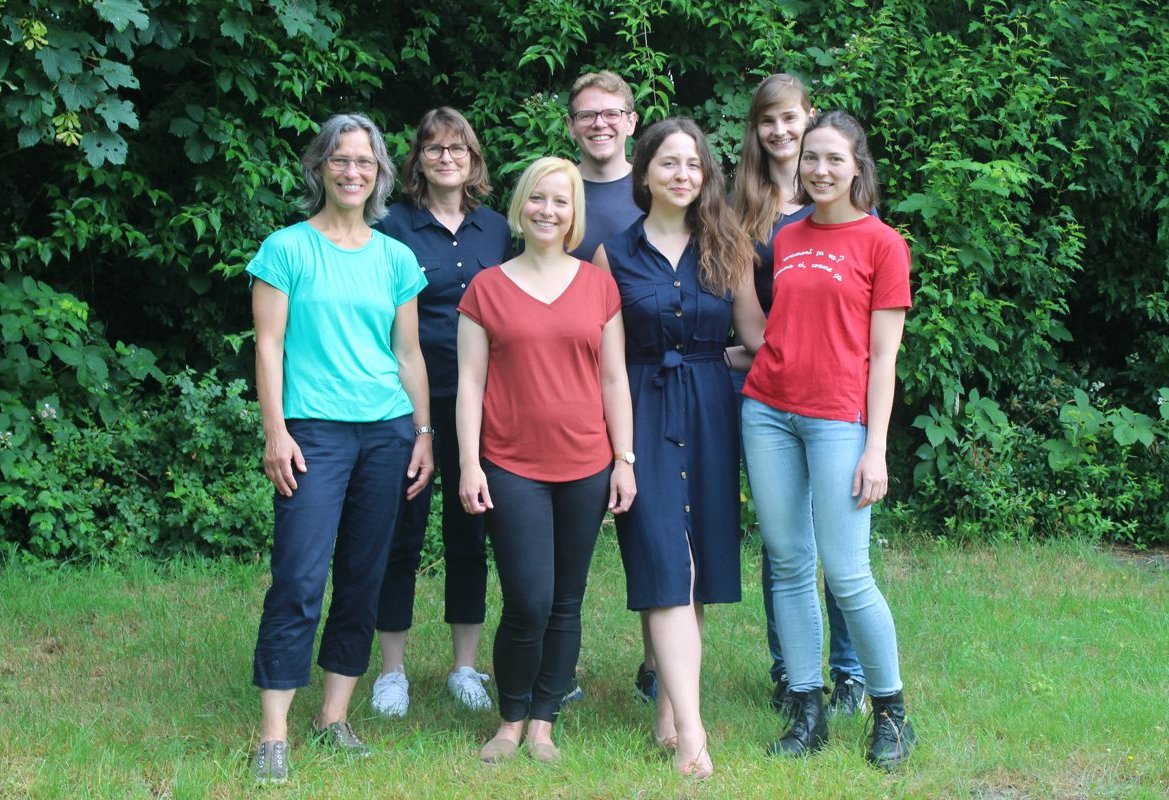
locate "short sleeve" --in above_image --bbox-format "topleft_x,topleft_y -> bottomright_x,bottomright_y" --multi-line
246,232 -> 293,294
457,271 -> 486,326
870,229 -> 912,310
386,237 -> 427,307
600,266 -> 622,321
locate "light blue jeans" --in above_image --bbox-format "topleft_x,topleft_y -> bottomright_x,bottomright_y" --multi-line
741,397 -> 903,697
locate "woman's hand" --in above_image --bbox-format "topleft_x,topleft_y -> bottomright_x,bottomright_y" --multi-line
263,428 -> 306,497
608,462 -> 637,514
404,435 -> 434,500
459,463 -> 493,514
851,446 -> 888,509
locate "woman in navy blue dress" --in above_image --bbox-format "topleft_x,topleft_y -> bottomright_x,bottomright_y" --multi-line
593,118 -> 764,779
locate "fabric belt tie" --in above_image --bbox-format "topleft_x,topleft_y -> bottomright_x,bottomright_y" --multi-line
628,350 -> 723,444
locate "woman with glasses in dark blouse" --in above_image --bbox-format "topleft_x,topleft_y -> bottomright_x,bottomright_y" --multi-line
371,107 -> 512,719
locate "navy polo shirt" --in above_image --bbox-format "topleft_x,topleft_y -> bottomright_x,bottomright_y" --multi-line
377,201 -> 513,397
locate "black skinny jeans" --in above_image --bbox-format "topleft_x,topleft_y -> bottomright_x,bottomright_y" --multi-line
484,460 -> 610,723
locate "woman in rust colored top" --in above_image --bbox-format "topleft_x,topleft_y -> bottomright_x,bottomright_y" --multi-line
457,157 -> 635,765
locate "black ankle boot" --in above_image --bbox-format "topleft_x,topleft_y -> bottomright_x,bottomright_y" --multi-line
767,688 -> 828,756
866,691 -> 917,770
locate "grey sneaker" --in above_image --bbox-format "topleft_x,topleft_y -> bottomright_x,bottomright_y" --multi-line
447,666 -> 492,710
311,720 -> 370,757
371,668 -> 409,717
827,675 -> 866,715
251,740 -> 289,784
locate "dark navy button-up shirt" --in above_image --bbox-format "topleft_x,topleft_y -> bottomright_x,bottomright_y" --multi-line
377,201 -> 513,397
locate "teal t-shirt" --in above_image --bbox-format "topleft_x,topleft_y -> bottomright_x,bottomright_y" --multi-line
246,221 -> 427,422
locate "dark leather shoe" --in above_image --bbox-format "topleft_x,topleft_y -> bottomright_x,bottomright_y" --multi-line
770,672 -> 795,719
866,692 -> 917,770
767,688 -> 828,756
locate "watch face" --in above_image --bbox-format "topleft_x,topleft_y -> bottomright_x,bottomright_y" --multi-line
620,451 -> 636,464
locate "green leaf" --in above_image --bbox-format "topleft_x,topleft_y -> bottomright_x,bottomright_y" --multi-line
50,342 -> 82,367
1043,439 -> 1082,471
893,193 -> 944,222
95,98 -> 139,131
183,131 -> 216,164
94,59 -> 139,90
220,18 -> 249,47
169,117 -> 199,137
94,0 -> 151,32
58,76 -> 101,111
806,46 -> 836,66
17,126 -> 46,148
35,47 -> 83,82
80,131 -> 129,166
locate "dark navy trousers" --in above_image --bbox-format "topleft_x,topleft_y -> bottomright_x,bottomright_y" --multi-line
253,416 -> 414,690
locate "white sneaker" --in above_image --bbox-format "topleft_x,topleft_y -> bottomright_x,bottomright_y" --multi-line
371,668 -> 409,717
447,666 -> 492,711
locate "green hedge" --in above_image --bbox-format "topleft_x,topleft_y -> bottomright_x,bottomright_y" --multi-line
2,0 -> 1167,557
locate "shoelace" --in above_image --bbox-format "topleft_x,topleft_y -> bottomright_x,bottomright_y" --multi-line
866,708 -> 905,747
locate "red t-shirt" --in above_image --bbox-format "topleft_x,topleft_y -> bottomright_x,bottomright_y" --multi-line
458,261 -> 621,481
743,215 -> 912,424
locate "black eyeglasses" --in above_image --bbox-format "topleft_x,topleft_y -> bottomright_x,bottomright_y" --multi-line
570,108 -> 630,126
422,143 -> 470,160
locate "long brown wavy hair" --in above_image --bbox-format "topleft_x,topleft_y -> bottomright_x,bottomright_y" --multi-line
732,74 -> 812,244
632,118 -> 753,298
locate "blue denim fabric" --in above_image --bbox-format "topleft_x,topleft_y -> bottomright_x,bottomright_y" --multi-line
253,416 -> 415,689
730,369 -> 864,684
741,398 -> 902,696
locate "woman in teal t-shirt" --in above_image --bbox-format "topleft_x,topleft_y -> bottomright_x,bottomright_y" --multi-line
246,113 -> 433,784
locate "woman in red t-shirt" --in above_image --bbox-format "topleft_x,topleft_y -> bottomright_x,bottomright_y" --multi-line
456,157 -> 636,765
741,111 -> 917,770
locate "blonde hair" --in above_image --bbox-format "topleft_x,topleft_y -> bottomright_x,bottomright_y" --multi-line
732,74 -> 812,244
506,157 -> 587,251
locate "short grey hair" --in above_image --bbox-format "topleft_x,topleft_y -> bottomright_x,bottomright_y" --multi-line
299,113 -> 395,225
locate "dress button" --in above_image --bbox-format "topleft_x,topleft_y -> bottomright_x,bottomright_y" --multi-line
456,261 -> 463,267
680,471 -> 687,479
452,241 -> 458,247
684,504 -> 691,513
674,309 -> 683,317
421,267 -> 427,272
675,344 -> 683,351
460,283 -> 466,288
673,280 -> 681,288
677,441 -> 686,447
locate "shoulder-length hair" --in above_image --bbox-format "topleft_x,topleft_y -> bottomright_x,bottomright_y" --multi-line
632,118 -> 752,297
795,110 -> 879,212
298,113 -> 394,225
399,107 -> 492,211
732,74 -> 812,244
506,157 -> 586,252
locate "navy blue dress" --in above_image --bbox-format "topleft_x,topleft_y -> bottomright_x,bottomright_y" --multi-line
606,220 -> 742,610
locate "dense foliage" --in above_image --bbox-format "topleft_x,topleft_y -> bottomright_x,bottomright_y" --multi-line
2,0 -> 1167,558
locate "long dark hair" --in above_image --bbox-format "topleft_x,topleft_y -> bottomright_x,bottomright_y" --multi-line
632,118 -> 752,297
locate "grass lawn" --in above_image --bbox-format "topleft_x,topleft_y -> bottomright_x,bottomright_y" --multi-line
1,533 -> 1166,799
